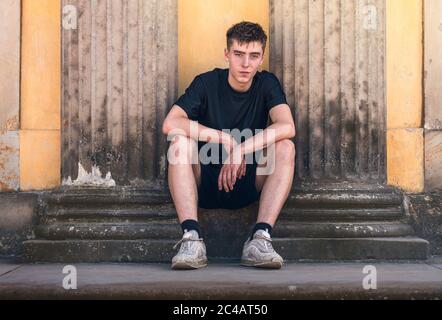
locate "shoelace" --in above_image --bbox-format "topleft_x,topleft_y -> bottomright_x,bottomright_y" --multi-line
173,237 -> 204,250
253,233 -> 274,251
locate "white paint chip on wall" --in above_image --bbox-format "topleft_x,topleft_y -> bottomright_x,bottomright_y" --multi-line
62,162 -> 116,187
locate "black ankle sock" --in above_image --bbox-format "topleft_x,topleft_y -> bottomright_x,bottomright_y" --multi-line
250,222 -> 273,239
181,219 -> 200,237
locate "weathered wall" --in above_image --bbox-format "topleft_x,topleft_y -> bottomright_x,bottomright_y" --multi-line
0,193 -> 38,257
424,0 -> 442,191
178,0 -> 269,94
0,0 -> 26,258
0,0 -> 58,256
386,0 -> 424,193
20,0 -> 61,191
0,0 -> 20,192
0,0 -> 436,193
408,192 -> 442,255
61,0 -> 177,187
399,1 -> 442,255
270,0 -> 387,182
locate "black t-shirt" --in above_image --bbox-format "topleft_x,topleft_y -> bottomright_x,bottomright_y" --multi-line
174,68 -> 288,166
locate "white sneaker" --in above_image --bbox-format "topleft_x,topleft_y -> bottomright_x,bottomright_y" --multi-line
241,229 -> 283,269
171,230 -> 208,270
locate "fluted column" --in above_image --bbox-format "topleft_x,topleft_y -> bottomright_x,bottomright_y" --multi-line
61,0 -> 178,187
270,0 -> 386,183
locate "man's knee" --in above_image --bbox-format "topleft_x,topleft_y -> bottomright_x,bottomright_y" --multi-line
274,139 -> 295,163
167,135 -> 198,164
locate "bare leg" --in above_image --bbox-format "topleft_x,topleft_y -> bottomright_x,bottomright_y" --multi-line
254,139 -> 295,227
167,135 -> 201,223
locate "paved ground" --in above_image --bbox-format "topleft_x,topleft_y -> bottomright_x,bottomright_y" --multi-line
1,258 -> 442,299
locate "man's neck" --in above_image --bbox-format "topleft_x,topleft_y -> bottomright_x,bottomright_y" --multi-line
228,70 -> 253,93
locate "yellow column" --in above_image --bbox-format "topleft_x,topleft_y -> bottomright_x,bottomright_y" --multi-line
20,0 -> 61,190
178,0 -> 269,93
386,0 -> 424,192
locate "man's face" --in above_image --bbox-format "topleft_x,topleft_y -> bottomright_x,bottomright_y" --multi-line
224,39 -> 264,85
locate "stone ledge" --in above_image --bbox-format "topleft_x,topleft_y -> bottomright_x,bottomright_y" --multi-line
1,262 -> 442,299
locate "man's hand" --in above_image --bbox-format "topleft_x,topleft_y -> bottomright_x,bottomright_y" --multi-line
218,144 -> 245,192
238,156 -> 246,179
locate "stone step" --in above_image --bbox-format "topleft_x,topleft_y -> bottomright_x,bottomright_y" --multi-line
22,237 -> 429,263
285,191 -> 403,209
2,262 -> 442,300
25,185 -> 425,263
273,221 -> 414,238
44,186 -> 403,210
35,221 -> 181,240
279,207 -> 404,221
42,206 -> 404,223
34,221 -> 414,240
273,237 -> 429,261
38,187 -> 406,226
44,187 -> 172,206
44,205 -> 177,221
23,239 -> 176,263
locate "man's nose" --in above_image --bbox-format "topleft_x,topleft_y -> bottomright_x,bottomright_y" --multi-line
242,56 -> 250,67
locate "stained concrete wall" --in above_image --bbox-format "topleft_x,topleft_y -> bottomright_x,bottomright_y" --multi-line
0,1 -> 50,257
270,0 -> 386,181
424,0 -> 442,191
8,0 -> 430,193
0,193 -> 38,257
0,0 -> 20,192
0,1 -> 437,195
61,0 -> 177,187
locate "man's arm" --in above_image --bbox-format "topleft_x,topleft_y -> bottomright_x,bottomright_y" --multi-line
162,105 -> 237,150
217,104 -> 295,192
237,104 -> 296,156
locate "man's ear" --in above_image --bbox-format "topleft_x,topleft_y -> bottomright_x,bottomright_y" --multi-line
224,48 -> 229,62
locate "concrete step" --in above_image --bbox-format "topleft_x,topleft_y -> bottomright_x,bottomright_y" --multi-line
34,221 -> 181,240
285,190 -> 403,209
34,220 -> 414,240
46,186 -> 403,209
44,205 -> 177,221
279,207 -> 404,221
23,239 -> 176,263
22,237 -> 429,263
273,221 -> 414,238
24,185 -> 428,262
43,205 -> 404,223
273,237 -> 429,261
1,261 -> 442,300
44,187 -> 172,206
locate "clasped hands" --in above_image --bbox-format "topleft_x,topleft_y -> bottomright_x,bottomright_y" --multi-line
217,136 -> 247,193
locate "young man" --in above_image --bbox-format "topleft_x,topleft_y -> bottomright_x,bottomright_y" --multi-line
162,21 -> 296,270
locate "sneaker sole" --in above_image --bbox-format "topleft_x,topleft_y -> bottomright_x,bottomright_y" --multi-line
171,260 -> 208,270
240,259 -> 283,269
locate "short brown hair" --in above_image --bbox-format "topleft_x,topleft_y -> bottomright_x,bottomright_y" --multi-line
226,21 -> 267,53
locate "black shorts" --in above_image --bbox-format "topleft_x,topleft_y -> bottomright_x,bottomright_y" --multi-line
197,162 -> 262,210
